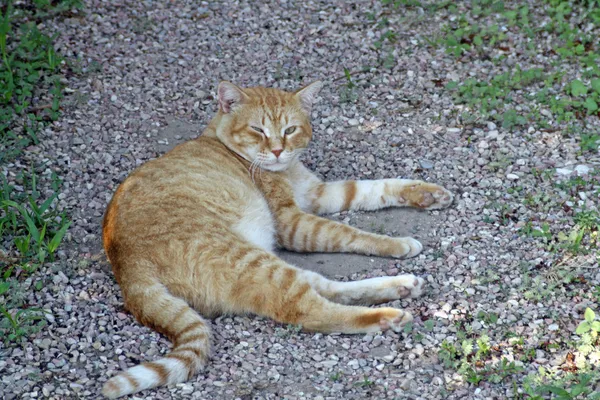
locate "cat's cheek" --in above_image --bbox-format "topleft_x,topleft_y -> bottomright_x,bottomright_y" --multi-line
287,151 -> 302,163
244,147 -> 260,161
292,136 -> 310,150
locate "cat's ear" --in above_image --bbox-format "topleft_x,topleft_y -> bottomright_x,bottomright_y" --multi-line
295,81 -> 323,114
218,81 -> 248,113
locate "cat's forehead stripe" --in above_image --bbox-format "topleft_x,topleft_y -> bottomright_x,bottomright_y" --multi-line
267,108 -> 278,126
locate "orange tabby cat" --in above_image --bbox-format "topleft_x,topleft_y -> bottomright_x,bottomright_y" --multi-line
101,81 -> 453,398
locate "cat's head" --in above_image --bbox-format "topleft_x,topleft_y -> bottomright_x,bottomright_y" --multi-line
214,81 -> 322,172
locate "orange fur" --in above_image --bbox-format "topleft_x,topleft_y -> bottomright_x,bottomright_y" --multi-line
100,81 -> 452,398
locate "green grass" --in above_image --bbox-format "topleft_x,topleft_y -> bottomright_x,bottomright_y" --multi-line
0,0 -> 81,344
275,323 -> 303,338
355,376 -> 375,387
0,280 -> 47,343
1,170 -> 71,271
528,373 -> 600,400
439,332 -> 525,385
436,310 -> 600,396
330,371 -> 343,382
518,192 -> 599,256
487,166 -> 599,259
1,0 -> 82,162
339,67 -> 359,103
373,0 -> 600,395
436,0 -> 600,152
373,0 -> 600,137
522,309 -> 600,399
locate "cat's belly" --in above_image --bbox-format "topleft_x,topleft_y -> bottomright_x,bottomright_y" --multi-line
232,193 -> 276,252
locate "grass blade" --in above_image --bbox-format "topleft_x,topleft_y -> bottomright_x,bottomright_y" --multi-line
37,192 -> 58,216
47,220 -> 71,254
2,200 -> 40,243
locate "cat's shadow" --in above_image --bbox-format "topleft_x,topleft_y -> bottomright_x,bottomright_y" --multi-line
277,207 -> 439,278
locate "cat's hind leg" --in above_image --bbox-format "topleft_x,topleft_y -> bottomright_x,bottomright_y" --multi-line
298,269 -> 425,306
224,249 -> 418,334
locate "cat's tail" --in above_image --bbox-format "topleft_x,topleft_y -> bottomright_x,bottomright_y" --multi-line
101,281 -> 211,399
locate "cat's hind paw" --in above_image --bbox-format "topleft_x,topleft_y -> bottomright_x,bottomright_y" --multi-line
401,275 -> 425,298
378,309 -> 413,332
380,274 -> 425,301
391,237 -> 423,258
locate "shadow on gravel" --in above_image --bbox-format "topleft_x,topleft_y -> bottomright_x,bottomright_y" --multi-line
155,116 -> 202,153
279,207 -> 439,277
154,116 -> 439,279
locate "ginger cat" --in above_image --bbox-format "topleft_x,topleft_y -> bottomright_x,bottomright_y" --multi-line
101,81 -> 453,398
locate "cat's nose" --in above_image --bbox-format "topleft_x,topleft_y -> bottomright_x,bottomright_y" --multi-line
271,148 -> 283,158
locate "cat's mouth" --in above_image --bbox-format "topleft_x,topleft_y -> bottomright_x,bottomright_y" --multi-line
249,149 -> 302,172
261,160 -> 289,172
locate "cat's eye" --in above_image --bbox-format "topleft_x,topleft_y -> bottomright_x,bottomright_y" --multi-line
284,126 -> 296,135
251,126 -> 264,134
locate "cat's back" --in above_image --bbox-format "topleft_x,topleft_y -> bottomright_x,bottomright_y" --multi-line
119,135 -> 253,202
103,136 -> 262,249
151,135 -> 250,186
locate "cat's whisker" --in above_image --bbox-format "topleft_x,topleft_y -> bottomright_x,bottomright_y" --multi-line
248,159 -> 254,182
258,157 -> 264,181
286,148 -> 302,162
250,157 -> 259,184
253,155 -> 263,180
249,157 -> 261,184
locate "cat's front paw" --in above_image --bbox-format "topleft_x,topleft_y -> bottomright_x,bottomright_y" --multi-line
400,182 -> 453,210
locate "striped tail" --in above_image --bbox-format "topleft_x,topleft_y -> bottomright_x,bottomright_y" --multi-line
102,282 -> 211,398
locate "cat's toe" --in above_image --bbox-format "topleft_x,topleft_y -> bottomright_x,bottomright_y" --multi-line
408,276 -> 425,298
426,186 -> 454,210
379,310 -> 413,332
401,237 -> 423,258
381,237 -> 422,259
393,275 -> 425,298
402,183 -> 453,210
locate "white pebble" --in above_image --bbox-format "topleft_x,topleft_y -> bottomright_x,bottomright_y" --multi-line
556,168 -> 573,176
575,165 -> 591,175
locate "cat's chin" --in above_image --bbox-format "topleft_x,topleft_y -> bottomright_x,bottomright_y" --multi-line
261,162 -> 290,172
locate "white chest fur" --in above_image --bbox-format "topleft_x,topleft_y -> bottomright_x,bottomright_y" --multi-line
232,194 -> 276,252
286,161 -> 321,212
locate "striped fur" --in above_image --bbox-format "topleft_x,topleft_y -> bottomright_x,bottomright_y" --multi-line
101,81 -> 453,398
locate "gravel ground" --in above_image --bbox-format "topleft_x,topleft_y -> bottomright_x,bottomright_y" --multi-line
2,0 -> 600,399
